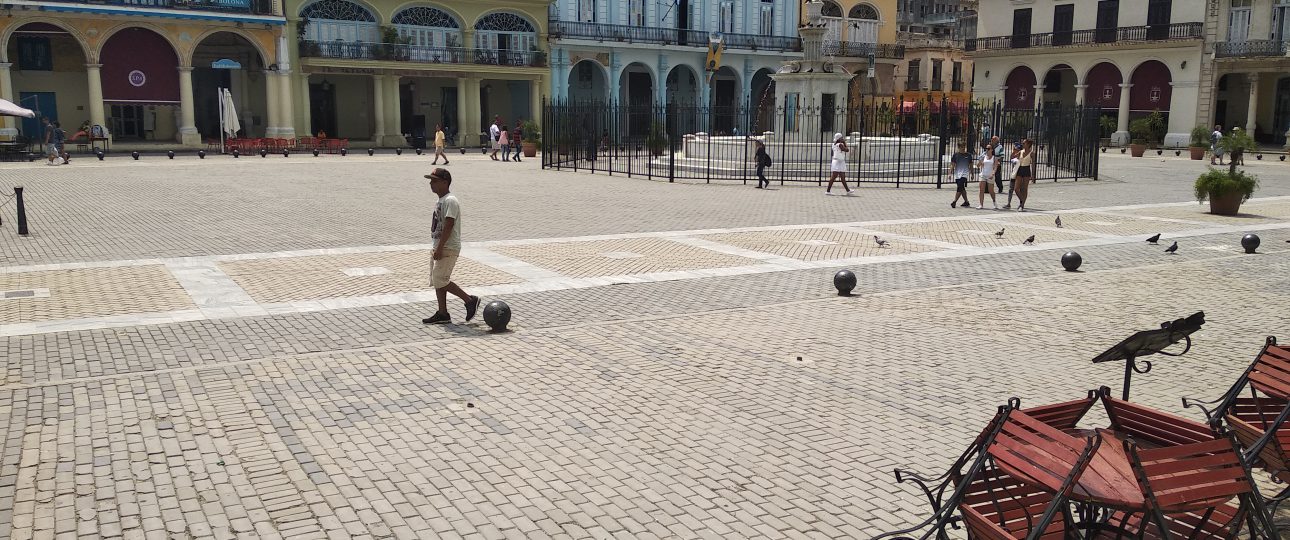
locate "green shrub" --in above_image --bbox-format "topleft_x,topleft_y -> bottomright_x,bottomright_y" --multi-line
1194,168 -> 1258,203
1189,125 -> 1210,148
521,120 -> 541,145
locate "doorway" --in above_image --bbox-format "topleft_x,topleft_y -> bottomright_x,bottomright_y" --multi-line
1274,77 -> 1290,146
309,82 -> 337,137
109,104 -> 146,139
440,87 -> 458,145
18,91 -> 55,141
677,0 -> 690,45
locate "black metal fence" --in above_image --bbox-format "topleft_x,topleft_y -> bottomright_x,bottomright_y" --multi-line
541,98 -> 1101,187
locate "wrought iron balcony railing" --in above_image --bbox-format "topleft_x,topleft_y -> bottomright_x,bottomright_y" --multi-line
820,41 -> 906,59
951,80 -> 964,92
548,21 -> 801,52
966,22 -> 1202,52
299,40 -> 547,68
905,79 -> 922,91
1214,40 -> 1288,58
41,0 -> 274,14
930,80 -> 943,91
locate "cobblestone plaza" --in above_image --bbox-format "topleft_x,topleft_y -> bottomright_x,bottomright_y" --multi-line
2,152 -> 1290,539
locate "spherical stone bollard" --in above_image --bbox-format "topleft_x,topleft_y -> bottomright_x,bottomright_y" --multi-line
233,149 -> 240,158
1120,148 -> 1126,154
198,150 -> 206,159
167,150 -> 175,159
1242,233 -> 1261,254
1257,154 -> 1264,160
340,148 -> 348,156
833,270 -> 857,296
131,151 -> 140,160
1281,155 -> 1286,162
1101,147 -> 1107,153
283,149 -> 290,157
1174,150 -> 1181,156
312,149 -> 320,157
1061,251 -> 1083,272
415,148 -> 423,155
460,147 -> 466,155
482,300 -> 512,332
259,149 -> 267,158
1156,149 -> 1162,156
481,146 -> 488,155
96,151 -> 105,161
367,148 -> 375,156
396,148 -> 403,156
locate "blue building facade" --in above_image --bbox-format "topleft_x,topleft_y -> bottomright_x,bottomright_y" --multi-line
547,0 -> 802,111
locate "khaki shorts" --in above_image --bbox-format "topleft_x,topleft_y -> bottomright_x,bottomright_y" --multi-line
430,250 -> 460,288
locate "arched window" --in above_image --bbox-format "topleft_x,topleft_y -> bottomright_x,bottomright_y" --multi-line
820,1 -> 843,44
300,0 -> 379,42
474,13 -> 537,65
848,4 -> 878,20
848,3 -> 879,43
821,1 -> 842,17
393,6 -> 462,50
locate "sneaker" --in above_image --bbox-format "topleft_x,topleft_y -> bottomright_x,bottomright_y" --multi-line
825,191 -> 835,196
961,203 -> 971,209
846,190 -> 855,196
465,296 -> 480,322
950,202 -> 956,208
422,312 -> 451,324
1001,204 -> 1011,209
993,204 -> 999,210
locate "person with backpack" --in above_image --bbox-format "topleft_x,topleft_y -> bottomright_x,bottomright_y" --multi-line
948,142 -> 971,208
754,140 -> 771,189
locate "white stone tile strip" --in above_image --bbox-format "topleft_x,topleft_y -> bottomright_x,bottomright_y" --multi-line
970,216 -> 1115,238
666,236 -> 810,267
461,246 -> 565,280
0,309 -> 206,338
164,261 -> 269,318
829,225 -> 970,250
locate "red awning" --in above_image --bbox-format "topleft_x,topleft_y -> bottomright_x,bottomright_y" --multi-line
100,28 -> 180,103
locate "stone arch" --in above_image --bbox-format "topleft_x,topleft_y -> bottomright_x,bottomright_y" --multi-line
94,22 -> 182,64
567,58 -> 609,103
190,31 -> 269,140
0,19 -> 89,63
3,21 -> 92,139
848,3 -> 880,21
187,29 -> 269,68
1128,59 -> 1171,113
617,61 -> 656,105
473,11 -> 540,60
821,1 -> 842,17
1083,61 -> 1123,110
665,64 -> 701,105
1003,65 -> 1037,109
299,0 -> 382,42
473,10 -> 541,34
1041,63 -> 1078,108
750,68 -> 776,133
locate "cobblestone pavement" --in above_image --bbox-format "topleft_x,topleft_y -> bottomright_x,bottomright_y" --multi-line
2,155 -> 1290,539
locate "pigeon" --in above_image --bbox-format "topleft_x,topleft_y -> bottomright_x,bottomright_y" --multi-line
994,228 -> 1006,238
1146,233 -> 1161,245
873,236 -> 889,248
1165,241 -> 1179,254
1054,216 -> 1063,228
1023,235 -> 1035,245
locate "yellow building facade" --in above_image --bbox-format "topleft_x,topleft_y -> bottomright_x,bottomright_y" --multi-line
284,0 -> 552,146
798,0 -> 902,105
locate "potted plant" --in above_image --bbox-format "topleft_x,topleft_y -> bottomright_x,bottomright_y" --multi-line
1128,118 -> 1152,157
1144,110 -> 1166,149
1195,128 -> 1259,215
645,121 -> 667,157
521,120 -> 540,157
1098,115 -> 1117,146
1188,124 -> 1209,160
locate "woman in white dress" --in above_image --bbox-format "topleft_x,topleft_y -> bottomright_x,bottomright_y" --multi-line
826,133 -> 854,196
977,143 -> 999,210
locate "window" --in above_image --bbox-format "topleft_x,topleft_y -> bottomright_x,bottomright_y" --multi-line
719,1 -> 734,33
1011,8 -> 1032,48
1146,0 -> 1171,39
630,0 -> 646,25
1095,0 -> 1119,43
907,59 -> 921,83
1229,0 -> 1251,42
1053,4 -> 1074,46
760,5 -> 774,35
17,37 -> 52,71
578,0 -> 595,22
951,61 -> 963,90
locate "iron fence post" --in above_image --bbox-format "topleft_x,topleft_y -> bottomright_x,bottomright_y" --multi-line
15,186 -> 29,236
936,96 -> 947,189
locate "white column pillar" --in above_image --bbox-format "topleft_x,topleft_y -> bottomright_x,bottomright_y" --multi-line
1113,83 -> 1133,145
176,66 -> 199,146
1033,84 -> 1046,111
0,62 -> 18,139
277,70 -> 296,139
464,77 -> 482,146
530,77 -> 542,128
372,74 -> 386,142
297,73 -> 311,137
1073,84 -> 1088,106
1245,73 -> 1259,132
456,76 -> 468,146
383,75 -> 402,146
263,70 -> 281,138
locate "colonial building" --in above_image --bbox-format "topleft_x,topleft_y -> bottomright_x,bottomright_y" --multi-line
286,0 -> 551,146
812,0 -> 906,103
1205,0 -> 1290,147
0,1 -> 285,145
546,0 -> 801,120
894,0 -> 972,105
967,0 -> 1205,148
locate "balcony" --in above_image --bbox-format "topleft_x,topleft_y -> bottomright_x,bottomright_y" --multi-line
905,79 -> 922,91
966,22 -> 1202,52
548,21 -> 801,52
1215,40 -> 1289,58
930,80 -> 943,91
299,40 -> 547,68
40,0 -> 274,14
820,41 -> 906,59
951,80 -> 964,92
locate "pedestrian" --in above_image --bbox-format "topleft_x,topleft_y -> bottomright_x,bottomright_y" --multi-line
825,133 -> 854,196
47,121 -> 67,165
979,121 -> 991,147
510,122 -> 523,162
1231,127 -> 1245,165
432,124 -> 449,165
977,141 -> 999,210
948,142 -> 971,208
1002,140 -> 1021,209
990,135 -> 1006,195
42,117 -> 55,165
754,140 -> 771,189
1210,124 -> 1225,165
498,125 -> 511,162
421,168 -> 481,325
1014,138 -> 1036,211
488,116 -> 501,160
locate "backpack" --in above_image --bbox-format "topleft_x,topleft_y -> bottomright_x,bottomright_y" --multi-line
764,153 -> 772,167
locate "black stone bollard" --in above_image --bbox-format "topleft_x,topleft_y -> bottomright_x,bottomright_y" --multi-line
367,148 -> 375,156
198,150 -> 206,159
396,148 -> 403,156
96,151 -> 104,161
283,149 -> 289,157
1061,251 -> 1083,272
483,300 -> 511,332
131,151 -> 140,160
415,148 -> 422,155
833,270 -> 856,296
259,149 -> 267,158
233,149 -> 240,158
1242,234 -> 1260,254
15,186 -> 29,236
167,151 -> 175,159
340,148 -> 348,156
1174,150 -> 1181,156
312,149 -> 320,157
460,147 -> 466,155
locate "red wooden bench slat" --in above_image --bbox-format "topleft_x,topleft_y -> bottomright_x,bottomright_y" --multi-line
1145,465 -> 1248,495
1139,453 -> 1241,476
1135,438 -> 1233,461
1024,397 -> 1097,431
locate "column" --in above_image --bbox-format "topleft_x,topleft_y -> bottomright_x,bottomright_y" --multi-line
1113,83 -> 1132,146
1033,85 -> 1045,111
372,74 -> 386,142
656,54 -> 669,105
530,77 -> 542,128
456,76 -> 468,145
1,63 -> 18,139
277,70 -> 296,139
1073,84 -> 1088,106
176,66 -> 199,145
86,64 -> 107,133
263,70 -> 281,138
610,51 -> 622,104
297,73 -> 312,137
382,75 -> 402,146
1245,73 -> 1259,132
462,77 -> 482,146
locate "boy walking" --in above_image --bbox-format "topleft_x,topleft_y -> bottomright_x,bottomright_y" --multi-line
948,142 -> 971,208
432,124 -> 449,165
421,168 -> 481,325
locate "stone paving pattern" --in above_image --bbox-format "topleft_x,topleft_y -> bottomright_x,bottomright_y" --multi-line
490,238 -> 759,279
2,154 -> 1290,539
697,228 -> 942,261
0,266 -> 193,324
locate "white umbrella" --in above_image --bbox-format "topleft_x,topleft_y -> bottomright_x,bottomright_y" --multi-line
0,98 -> 35,118
220,88 -> 240,138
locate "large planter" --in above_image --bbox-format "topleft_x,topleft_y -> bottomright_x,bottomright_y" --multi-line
1189,146 -> 1205,160
522,141 -> 537,157
1130,144 -> 1146,157
1208,191 -> 1244,216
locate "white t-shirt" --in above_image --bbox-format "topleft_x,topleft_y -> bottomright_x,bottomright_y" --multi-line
489,124 -> 501,142
432,193 -> 462,252
830,142 -> 848,172
979,152 -> 997,180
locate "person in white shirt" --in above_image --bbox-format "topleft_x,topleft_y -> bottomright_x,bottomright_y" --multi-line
977,143 -> 999,210
421,168 -> 481,325
488,116 -> 502,161
825,133 -> 854,196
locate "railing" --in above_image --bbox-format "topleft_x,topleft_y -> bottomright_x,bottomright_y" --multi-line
930,80 -> 943,91
952,80 -> 964,92
299,40 -> 547,67
1215,40 -> 1288,58
905,79 -> 922,91
821,41 -> 906,59
967,22 -> 1202,52
41,0 -> 274,14
548,21 -> 801,52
